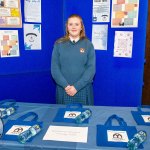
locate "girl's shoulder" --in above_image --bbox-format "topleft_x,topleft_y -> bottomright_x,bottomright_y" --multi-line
55,37 -> 69,45
81,37 -> 93,47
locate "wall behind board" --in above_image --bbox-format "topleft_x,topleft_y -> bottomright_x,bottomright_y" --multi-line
63,0 -> 148,106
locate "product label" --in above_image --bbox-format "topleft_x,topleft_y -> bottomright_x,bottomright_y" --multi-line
107,130 -> 129,142
64,111 -> 81,119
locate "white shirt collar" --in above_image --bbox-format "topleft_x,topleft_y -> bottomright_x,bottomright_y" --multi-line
69,36 -> 80,43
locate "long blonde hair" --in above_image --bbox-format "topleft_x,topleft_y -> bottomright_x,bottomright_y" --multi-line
56,14 -> 87,43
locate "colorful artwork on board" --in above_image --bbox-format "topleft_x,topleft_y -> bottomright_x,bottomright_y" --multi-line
111,0 -> 139,28
24,24 -> 41,50
114,31 -> 133,58
0,30 -> 19,57
0,0 -> 22,28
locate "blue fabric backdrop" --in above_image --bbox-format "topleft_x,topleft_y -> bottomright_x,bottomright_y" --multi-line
0,0 -> 148,106
63,0 -> 148,106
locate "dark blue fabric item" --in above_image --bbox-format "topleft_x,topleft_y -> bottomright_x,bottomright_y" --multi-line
2,112 -> 42,141
96,114 -> 143,148
53,103 -> 90,123
131,106 -> 150,126
0,99 -> 16,108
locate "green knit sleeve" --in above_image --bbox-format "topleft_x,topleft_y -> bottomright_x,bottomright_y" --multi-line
74,42 -> 96,91
51,43 -> 69,88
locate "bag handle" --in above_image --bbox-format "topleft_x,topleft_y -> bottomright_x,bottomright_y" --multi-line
137,105 -> 150,112
105,114 -> 127,127
66,103 -> 82,108
17,112 -> 38,121
0,99 -> 16,108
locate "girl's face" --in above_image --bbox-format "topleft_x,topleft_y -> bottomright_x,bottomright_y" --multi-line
67,17 -> 82,39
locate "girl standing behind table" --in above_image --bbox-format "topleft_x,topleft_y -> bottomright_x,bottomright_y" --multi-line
51,14 -> 96,105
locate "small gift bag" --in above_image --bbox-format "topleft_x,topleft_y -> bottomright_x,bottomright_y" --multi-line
96,114 -> 142,148
53,103 -> 90,123
2,112 -> 42,141
0,99 -> 17,110
131,106 -> 150,126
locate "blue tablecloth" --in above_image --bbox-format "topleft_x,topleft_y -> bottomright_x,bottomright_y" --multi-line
0,102 -> 149,150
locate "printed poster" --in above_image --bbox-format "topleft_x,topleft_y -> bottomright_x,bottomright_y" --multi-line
114,31 -> 133,58
24,0 -> 41,23
111,0 -> 139,28
93,0 -> 110,22
0,0 -> 22,28
92,24 -> 108,50
0,30 -> 20,57
24,24 -> 41,50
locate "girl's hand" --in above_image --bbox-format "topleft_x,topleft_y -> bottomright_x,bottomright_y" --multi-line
66,86 -> 77,96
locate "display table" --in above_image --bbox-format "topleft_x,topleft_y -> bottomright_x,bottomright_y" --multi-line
0,102 -> 149,150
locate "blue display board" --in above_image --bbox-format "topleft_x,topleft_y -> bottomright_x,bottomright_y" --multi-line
0,0 -> 64,103
0,0 -> 148,106
0,0 -> 63,74
63,0 -> 148,106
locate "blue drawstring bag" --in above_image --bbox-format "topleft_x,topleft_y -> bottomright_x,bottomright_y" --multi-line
0,99 -> 17,109
2,112 -> 42,141
96,114 -> 143,148
131,106 -> 150,126
53,103 -> 90,123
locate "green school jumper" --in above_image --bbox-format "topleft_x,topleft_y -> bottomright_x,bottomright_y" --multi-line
51,38 -> 96,105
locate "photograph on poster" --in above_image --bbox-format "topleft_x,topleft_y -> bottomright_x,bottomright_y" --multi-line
0,30 -> 20,58
111,0 -> 139,28
113,31 -> 133,58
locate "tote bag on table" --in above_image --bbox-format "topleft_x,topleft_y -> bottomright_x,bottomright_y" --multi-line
53,103 -> 91,123
131,106 -> 150,126
97,114 -> 143,148
2,112 -> 42,141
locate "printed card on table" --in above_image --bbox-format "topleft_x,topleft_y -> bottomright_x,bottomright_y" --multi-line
43,125 -> 88,143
